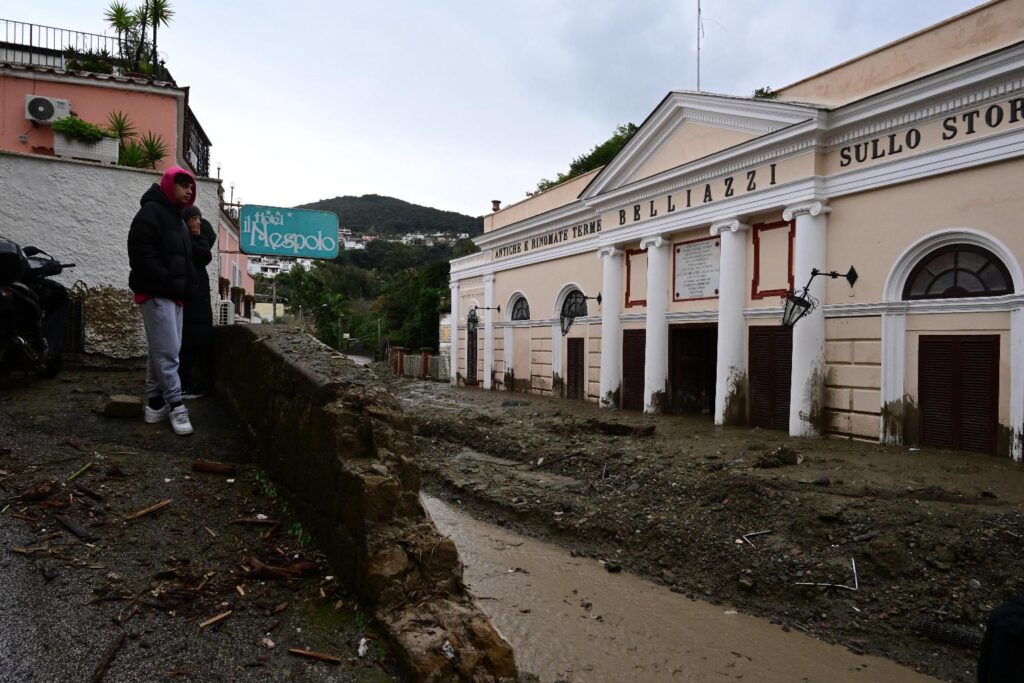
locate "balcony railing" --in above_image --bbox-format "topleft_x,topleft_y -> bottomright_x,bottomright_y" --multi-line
183,105 -> 211,177
0,18 -> 170,81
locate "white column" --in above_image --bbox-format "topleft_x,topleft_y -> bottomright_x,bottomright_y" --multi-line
642,236 -> 670,414
710,218 -> 750,425
483,273 -> 495,390
1010,307 -> 1024,461
598,246 -> 624,408
783,200 -> 830,437
449,281 -> 460,386
879,310 -> 907,444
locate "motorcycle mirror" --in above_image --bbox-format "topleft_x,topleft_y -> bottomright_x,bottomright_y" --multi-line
22,246 -> 41,256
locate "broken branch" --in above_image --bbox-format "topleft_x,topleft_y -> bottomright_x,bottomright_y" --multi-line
199,610 -> 233,629
90,632 -> 126,683
192,459 -> 238,476
288,647 -> 342,664
125,499 -> 172,521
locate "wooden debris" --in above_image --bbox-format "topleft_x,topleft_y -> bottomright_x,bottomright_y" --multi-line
235,585 -> 245,597
229,517 -> 281,526
67,462 -> 94,483
64,437 -> 82,451
529,452 -> 580,471
192,459 -> 238,476
56,514 -> 94,540
9,546 -> 48,555
89,632 -> 126,683
203,526 -> 218,538
287,647 -> 342,664
74,483 -> 105,501
17,479 -> 58,501
584,418 -> 655,437
199,610 -> 233,629
125,499 -> 172,521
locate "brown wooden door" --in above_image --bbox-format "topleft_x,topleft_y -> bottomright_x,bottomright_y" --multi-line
622,329 -> 646,411
748,326 -> 792,430
919,335 -> 999,454
466,328 -> 478,384
567,338 -> 585,400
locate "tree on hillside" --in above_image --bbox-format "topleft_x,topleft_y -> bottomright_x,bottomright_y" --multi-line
529,122 -> 638,196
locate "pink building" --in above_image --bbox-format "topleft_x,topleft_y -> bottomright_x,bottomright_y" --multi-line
217,203 -> 256,319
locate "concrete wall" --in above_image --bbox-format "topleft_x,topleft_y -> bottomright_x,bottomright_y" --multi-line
0,150 -> 220,358
213,325 -> 516,680
483,168 -> 601,232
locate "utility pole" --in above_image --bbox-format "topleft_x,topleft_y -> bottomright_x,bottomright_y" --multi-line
271,279 -> 277,321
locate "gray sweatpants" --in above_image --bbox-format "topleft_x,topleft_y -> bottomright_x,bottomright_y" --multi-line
140,297 -> 183,405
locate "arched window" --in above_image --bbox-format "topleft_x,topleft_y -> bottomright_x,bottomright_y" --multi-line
511,296 -> 530,321
903,245 -> 1014,300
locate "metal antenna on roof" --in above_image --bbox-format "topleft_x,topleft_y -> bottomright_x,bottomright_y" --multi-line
696,0 -> 705,92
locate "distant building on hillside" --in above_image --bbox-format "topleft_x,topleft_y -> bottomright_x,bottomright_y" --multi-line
247,256 -> 313,278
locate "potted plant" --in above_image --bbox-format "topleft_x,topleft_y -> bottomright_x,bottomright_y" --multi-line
51,116 -> 119,165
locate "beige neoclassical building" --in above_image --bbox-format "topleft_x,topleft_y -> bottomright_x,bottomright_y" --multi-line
449,0 -> 1024,459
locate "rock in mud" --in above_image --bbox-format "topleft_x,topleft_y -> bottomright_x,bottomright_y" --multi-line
754,446 -> 798,468
103,394 -> 143,418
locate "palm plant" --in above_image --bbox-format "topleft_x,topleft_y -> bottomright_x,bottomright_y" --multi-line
118,139 -> 148,168
149,0 -> 174,77
104,1 -> 133,62
131,3 -> 150,73
139,131 -> 168,169
106,110 -> 137,143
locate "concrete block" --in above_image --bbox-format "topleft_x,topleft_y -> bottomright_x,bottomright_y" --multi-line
850,412 -> 881,438
852,389 -> 881,414
825,341 -> 853,364
826,364 -> 881,389
853,340 -> 882,365
825,387 -> 851,411
825,410 -> 851,433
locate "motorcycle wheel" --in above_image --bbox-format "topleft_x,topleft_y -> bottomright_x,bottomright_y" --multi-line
35,351 -> 62,378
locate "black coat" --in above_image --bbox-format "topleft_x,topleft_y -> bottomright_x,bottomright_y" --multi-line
127,184 -> 195,301
182,219 -> 217,347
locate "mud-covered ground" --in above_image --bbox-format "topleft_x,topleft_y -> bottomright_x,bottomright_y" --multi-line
391,376 -> 1024,683
0,370 -> 403,682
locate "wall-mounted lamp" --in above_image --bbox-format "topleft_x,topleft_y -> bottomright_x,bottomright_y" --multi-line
560,291 -> 602,335
781,267 -> 858,327
467,305 -> 500,333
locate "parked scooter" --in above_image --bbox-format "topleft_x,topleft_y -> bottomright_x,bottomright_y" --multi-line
0,239 -> 75,378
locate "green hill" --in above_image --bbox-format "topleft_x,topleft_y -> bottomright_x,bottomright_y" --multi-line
297,194 -> 483,237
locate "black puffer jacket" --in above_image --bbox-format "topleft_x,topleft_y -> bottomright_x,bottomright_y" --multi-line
127,184 -> 194,300
182,218 -> 217,347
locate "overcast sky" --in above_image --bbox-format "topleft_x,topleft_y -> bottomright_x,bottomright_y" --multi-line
18,1 -> 981,216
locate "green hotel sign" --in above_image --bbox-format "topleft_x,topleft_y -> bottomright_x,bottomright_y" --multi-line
239,205 -> 339,258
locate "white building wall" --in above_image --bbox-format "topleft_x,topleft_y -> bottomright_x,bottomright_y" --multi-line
0,151 -> 220,359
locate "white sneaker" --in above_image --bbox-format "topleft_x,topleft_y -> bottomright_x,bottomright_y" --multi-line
144,402 -> 170,424
169,405 -> 194,436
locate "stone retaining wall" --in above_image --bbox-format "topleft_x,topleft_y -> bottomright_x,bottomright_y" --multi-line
214,325 -> 517,682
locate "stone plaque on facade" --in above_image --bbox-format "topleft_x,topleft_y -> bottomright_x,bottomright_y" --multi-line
674,238 -> 720,300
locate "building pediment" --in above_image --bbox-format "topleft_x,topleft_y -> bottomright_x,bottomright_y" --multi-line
580,92 -> 823,199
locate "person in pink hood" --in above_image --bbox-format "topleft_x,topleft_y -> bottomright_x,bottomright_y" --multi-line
127,166 -> 198,436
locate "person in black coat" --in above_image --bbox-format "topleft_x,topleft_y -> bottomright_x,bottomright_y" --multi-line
178,206 -> 216,398
127,166 -> 197,436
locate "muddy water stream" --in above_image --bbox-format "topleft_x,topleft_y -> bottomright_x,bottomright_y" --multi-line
423,495 -> 935,683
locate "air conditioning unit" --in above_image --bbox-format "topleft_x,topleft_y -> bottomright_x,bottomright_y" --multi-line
25,95 -> 71,124
216,300 -> 235,326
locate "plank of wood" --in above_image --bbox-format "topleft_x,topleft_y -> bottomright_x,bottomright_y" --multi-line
287,647 -> 342,664
124,499 -> 172,521
198,610 -> 233,629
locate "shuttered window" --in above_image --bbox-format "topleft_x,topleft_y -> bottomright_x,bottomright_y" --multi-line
567,338 -> 585,400
622,330 -> 646,411
749,326 -> 792,430
919,335 -> 999,454
466,328 -> 478,383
